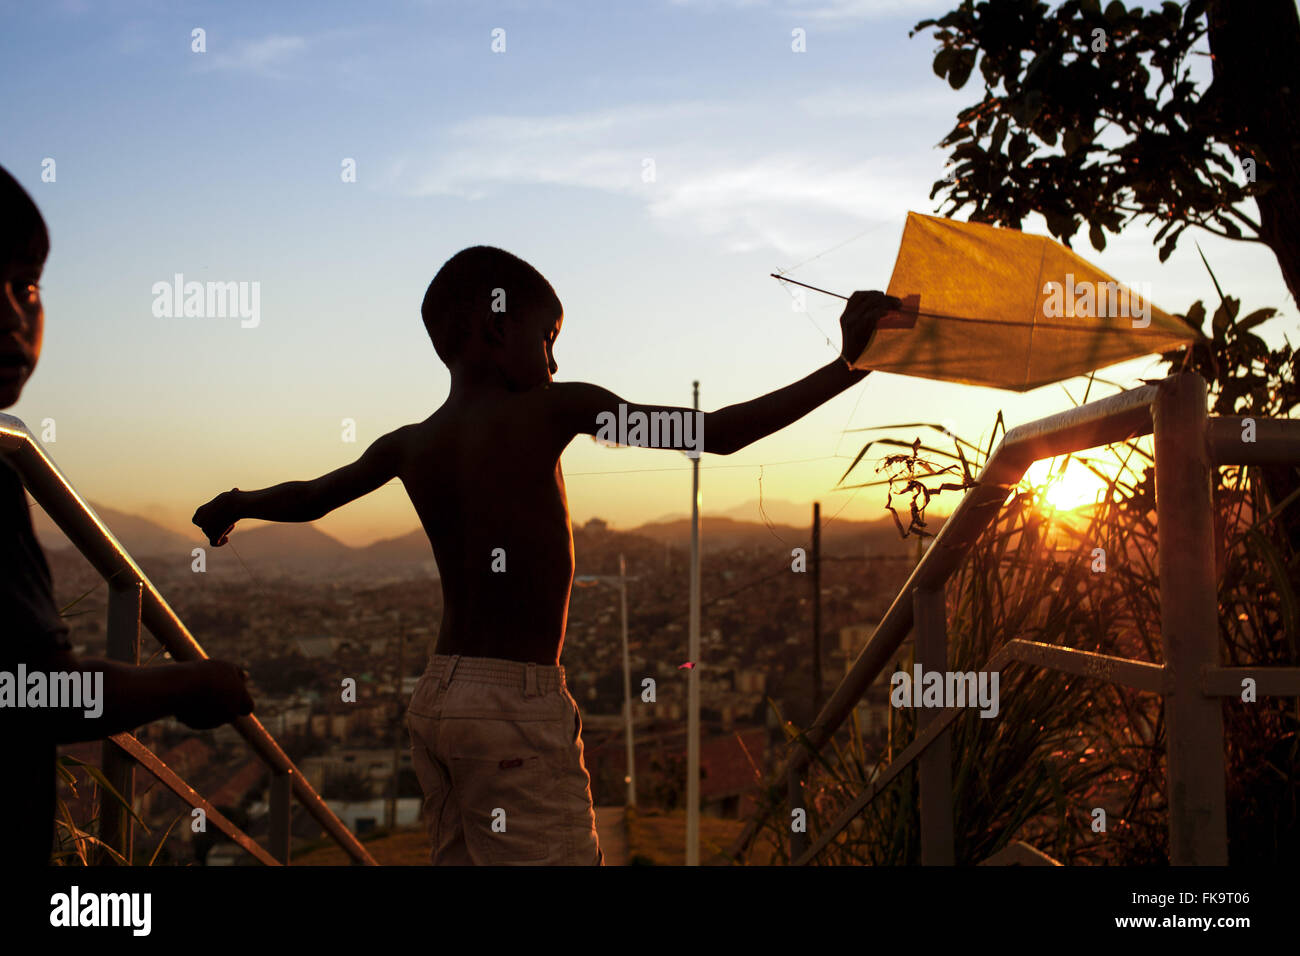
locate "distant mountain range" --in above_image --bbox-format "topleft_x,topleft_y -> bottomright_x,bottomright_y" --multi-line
33,497 -> 935,579
627,514 -> 930,556
32,503 -> 438,580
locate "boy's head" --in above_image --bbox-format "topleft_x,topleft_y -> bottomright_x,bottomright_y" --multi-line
0,165 -> 49,410
421,246 -> 563,388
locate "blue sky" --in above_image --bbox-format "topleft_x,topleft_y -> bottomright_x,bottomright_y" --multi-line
2,0 -> 1292,545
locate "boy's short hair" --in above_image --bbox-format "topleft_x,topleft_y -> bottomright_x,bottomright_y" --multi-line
421,246 -> 559,366
0,165 -> 50,262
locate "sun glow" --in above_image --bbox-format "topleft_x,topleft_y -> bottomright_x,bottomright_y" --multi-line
1023,457 -> 1110,512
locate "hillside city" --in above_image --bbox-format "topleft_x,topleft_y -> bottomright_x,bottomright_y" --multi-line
44,506 -> 924,863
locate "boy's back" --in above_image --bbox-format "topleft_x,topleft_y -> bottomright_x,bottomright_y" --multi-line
395,386 -> 577,665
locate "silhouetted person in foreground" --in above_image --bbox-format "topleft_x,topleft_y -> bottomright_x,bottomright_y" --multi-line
194,245 -> 895,865
0,165 -> 254,866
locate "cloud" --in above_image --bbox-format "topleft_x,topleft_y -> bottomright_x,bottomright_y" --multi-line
795,84 -> 965,118
788,0 -> 952,18
201,33 -> 309,77
668,0 -> 952,20
398,98 -> 939,259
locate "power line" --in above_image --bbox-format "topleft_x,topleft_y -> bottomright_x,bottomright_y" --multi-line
562,453 -> 856,478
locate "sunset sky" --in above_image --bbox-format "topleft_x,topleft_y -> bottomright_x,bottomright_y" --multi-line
3,0 -> 1292,547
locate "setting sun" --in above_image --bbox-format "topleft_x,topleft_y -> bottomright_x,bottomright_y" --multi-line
1023,457 -> 1110,512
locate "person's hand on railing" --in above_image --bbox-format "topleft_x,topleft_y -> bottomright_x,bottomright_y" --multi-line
193,488 -> 241,546
174,660 -> 255,730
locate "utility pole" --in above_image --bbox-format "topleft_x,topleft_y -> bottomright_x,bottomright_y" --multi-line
812,502 -> 822,716
388,629 -> 405,831
576,564 -> 641,810
686,380 -> 701,866
619,554 -> 637,807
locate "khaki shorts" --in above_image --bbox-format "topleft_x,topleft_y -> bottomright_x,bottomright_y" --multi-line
405,654 -> 603,866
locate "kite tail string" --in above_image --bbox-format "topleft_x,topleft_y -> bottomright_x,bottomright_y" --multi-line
228,540 -> 271,598
757,464 -> 793,549
136,538 -> 268,665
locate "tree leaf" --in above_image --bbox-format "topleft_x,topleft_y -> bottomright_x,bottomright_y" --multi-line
1237,308 -> 1277,333
990,116 -> 1009,156
950,49 -> 977,89
1089,222 -> 1106,252
933,47 -> 957,80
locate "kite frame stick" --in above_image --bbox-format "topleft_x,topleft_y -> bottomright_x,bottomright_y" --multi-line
770,273 -> 849,301
770,272 -> 1186,335
772,274 -> 970,327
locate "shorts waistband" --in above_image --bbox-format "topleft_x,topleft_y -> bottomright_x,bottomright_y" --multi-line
425,653 -> 567,696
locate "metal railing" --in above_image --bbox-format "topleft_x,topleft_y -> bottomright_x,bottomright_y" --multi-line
0,413 -> 377,866
729,372 -> 1300,866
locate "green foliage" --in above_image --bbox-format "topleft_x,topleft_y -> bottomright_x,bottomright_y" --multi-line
1158,252 -> 1298,417
911,0 -> 1269,259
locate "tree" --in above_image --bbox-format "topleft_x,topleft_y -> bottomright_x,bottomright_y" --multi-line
914,0 -> 1300,304
901,0 -> 1300,863
916,0 -> 1300,558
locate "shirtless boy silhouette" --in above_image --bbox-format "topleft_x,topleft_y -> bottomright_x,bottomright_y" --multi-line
194,246 -> 895,865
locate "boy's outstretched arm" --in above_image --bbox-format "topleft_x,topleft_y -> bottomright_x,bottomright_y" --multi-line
193,427 -> 408,546
552,290 -> 897,455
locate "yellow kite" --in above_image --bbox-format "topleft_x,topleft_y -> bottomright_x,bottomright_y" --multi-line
849,212 -> 1199,392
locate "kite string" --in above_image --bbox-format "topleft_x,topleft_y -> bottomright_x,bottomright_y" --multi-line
756,464 -> 793,548
772,220 -> 896,355
773,277 -> 839,354
770,223 -> 917,538
774,219 -> 893,277
227,539 -> 271,598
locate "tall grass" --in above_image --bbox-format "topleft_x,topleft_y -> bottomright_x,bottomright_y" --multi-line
49,587 -> 186,866
51,753 -> 183,866
743,294 -> 1298,865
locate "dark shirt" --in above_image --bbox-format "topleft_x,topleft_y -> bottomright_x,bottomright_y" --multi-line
0,456 -> 72,866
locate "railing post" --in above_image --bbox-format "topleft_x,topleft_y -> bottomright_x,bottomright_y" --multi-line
787,765 -> 808,863
270,768 -> 292,864
1154,372 -> 1228,865
914,586 -> 955,865
1,414 -> 379,864
100,580 -> 142,864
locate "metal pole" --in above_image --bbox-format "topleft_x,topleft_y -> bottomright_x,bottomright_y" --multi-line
914,586 -> 954,865
388,628 -> 405,831
101,580 -> 141,864
270,769 -> 292,864
620,554 -> 637,808
726,382 -> 1164,864
1154,372 -> 1228,865
0,416 -> 379,864
687,380 -> 701,866
812,502 -> 822,715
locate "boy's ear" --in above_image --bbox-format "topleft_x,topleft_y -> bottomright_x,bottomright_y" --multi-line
482,310 -> 509,346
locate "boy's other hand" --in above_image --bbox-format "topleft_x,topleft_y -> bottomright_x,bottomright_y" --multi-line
839,290 -> 901,367
193,489 -> 240,546
174,660 -> 255,730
